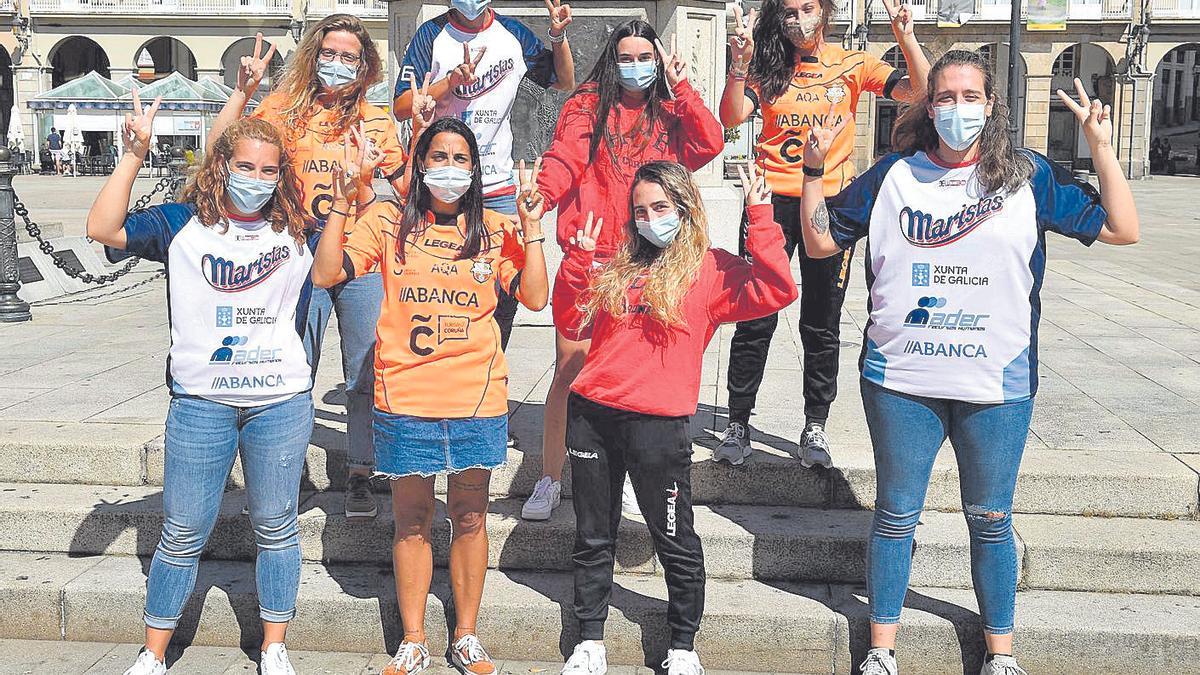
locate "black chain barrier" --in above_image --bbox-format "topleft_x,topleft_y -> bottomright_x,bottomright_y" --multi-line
13,173 -> 183,285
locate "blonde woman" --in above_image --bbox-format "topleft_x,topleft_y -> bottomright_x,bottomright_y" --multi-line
209,16 -> 408,519
553,161 -> 797,675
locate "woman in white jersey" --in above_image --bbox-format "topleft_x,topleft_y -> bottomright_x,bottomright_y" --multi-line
88,95 -> 315,675
799,50 -> 1138,675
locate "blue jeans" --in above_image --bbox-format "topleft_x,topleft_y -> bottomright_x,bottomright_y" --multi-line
483,191 -> 519,350
144,393 -> 314,629
860,379 -> 1033,635
305,271 -> 383,471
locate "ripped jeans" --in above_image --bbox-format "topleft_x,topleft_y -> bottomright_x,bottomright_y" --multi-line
144,392 -> 313,629
860,379 -> 1033,635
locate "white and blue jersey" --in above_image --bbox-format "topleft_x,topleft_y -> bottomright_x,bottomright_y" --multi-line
396,10 -> 556,197
827,150 -> 1107,404
107,204 -> 314,407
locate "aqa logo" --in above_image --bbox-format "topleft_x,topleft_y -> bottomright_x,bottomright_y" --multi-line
202,245 -> 291,292
898,195 -> 1004,248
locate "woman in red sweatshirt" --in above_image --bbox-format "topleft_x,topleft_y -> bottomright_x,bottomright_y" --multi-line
555,160 -> 797,675
523,18 -> 725,523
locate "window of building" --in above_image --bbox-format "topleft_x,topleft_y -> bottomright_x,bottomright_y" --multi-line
1053,45 -> 1077,77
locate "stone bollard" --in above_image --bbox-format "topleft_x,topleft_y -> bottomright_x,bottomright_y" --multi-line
0,147 -> 31,323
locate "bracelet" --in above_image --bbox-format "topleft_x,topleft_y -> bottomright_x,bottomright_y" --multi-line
803,164 -> 825,177
547,28 -> 566,43
330,208 -> 351,218
524,235 -> 546,245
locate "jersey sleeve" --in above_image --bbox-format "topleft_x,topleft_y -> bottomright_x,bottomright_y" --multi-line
104,203 -> 196,264
825,152 -> 905,248
1027,150 -> 1107,246
498,15 -> 556,88
491,214 -> 527,297
537,92 -> 593,209
665,79 -> 726,171
706,204 -> 799,324
395,19 -> 442,98
342,203 -> 391,280
853,52 -> 899,98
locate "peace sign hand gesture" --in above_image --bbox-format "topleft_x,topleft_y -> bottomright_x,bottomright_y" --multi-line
334,125 -> 383,206
1057,77 -> 1113,149
737,160 -> 771,207
729,0 -> 757,68
881,0 -> 914,40
569,212 -> 604,253
123,88 -> 162,158
655,35 -> 688,89
449,42 -> 487,89
517,158 -> 547,235
545,0 -> 573,37
238,32 -> 277,97
409,72 -> 436,130
804,103 -> 849,169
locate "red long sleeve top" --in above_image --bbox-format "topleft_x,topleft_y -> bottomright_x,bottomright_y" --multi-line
536,79 -> 725,255
563,204 -> 799,417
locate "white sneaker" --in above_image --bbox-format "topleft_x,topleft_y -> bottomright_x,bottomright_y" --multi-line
561,641 -> 607,674
448,634 -> 496,674
259,643 -> 295,675
662,649 -> 704,675
712,422 -> 751,465
796,422 -> 834,469
521,476 -> 562,521
382,641 -> 432,675
980,655 -> 1028,675
621,476 -> 640,516
123,649 -> 166,675
859,648 -> 899,675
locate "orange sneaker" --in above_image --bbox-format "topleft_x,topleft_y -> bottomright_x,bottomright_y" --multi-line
448,634 -> 496,674
381,641 -> 431,675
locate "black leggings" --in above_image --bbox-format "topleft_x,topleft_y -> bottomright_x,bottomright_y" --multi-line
565,393 -> 704,650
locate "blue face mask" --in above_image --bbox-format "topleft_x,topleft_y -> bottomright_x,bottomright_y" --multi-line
451,0 -> 490,20
933,103 -> 987,152
317,59 -> 357,89
617,61 -> 658,92
226,169 -> 277,215
635,211 -> 682,248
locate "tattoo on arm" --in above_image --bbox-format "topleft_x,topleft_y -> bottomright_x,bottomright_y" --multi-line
813,202 -> 830,235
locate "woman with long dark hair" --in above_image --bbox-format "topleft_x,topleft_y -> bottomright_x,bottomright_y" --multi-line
209,16 -> 409,521
523,18 -> 724,523
89,96 -> 314,675
713,0 -> 929,469
311,115 -> 548,675
799,50 -> 1138,675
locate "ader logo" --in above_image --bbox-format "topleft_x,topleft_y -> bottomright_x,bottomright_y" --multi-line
470,258 -> 494,283
211,335 -> 247,363
905,296 -> 989,330
210,335 -> 284,365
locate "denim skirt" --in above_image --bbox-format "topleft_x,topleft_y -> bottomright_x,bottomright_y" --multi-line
373,408 -> 507,478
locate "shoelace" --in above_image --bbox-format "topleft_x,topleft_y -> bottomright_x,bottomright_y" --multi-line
858,652 -> 893,675
722,422 -> 746,443
531,478 -> 553,504
390,642 -> 426,670
803,425 -> 830,451
661,652 -> 704,675
456,635 -> 490,662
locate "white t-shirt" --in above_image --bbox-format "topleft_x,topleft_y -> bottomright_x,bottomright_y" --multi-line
827,150 -> 1107,404
108,204 -> 314,406
397,10 -> 557,197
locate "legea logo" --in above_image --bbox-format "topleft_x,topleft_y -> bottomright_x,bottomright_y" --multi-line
898,195 -> 1004,248
201,245 -> 291,292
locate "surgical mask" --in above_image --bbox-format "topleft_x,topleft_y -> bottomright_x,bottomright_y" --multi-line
317,59 -> 357,89
226,169 -> 276,215
783,13 -> 823,46
423,165 -> 473,203
451,0 -> 490,20
617,62 -> 658,92
634,211 -> 682,248
933,103 -> 988,152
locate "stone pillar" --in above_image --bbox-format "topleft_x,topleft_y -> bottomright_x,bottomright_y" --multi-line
1117,72 -> 1154,180
13,65 -> 47,165
1023,74 -> 1052,156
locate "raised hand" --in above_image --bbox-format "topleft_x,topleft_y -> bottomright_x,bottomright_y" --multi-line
881,0 -> 914,40
655,35 -> 688,88
1057,77 -> 1113,149
804,102 -> 848,169
569,212 -> 603,252
123,88 -> 162,158
729,1 -> 757,69
238,32 -> 277,97
737,160 -> 771,207
517,158 -> 546,226
334,128 -> 380,206
409,72 -> 436,129
545,0 -> 573,37
449,42 -> 487,89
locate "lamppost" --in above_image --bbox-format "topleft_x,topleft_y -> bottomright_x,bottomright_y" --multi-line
1006,0 -> 1022,142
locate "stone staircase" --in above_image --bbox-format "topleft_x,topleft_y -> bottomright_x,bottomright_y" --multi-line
1,413 -> 1199,674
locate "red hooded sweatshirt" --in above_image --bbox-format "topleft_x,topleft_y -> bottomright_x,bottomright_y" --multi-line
560,204 -> 799,417
536,79 -> 725,255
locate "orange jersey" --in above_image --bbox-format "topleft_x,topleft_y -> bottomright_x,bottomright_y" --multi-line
253,92 -> 407,223
747,45 -> 898,197
343,203 -> 526,418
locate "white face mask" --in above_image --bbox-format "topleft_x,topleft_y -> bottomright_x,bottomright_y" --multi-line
423,165 -> 473,203
784,12 -> 823,47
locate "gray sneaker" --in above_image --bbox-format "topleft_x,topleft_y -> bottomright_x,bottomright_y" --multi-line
979,655 -> 1027,675
344,474 -> 378,518
796,423 -> 833,469
858,648 -> 898,675
712,422 -> 751,466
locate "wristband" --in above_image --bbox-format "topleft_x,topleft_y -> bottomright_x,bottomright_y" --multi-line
803,164 -> 825,177
547,28 -> 566,43
330,208 -> 351,218
524,235 -> 546,245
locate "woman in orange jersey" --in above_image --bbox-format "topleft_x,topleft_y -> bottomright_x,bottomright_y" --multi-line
209,16 -> 408,521
713,0 -> 930,470
311,115 -> 548,675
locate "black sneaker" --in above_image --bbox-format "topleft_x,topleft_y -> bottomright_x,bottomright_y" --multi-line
344,474 -> 378,518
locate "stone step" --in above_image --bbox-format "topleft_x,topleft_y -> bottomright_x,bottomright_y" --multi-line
1,552 -> 1197,674
5,483 -> 1200,595
2,421 -> 1197,518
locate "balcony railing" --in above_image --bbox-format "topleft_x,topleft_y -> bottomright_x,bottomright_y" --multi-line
969,0 -> 1130,20
333,0 -> 387,17
1151,0 -> 1200,18
29,0 -> 291,15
